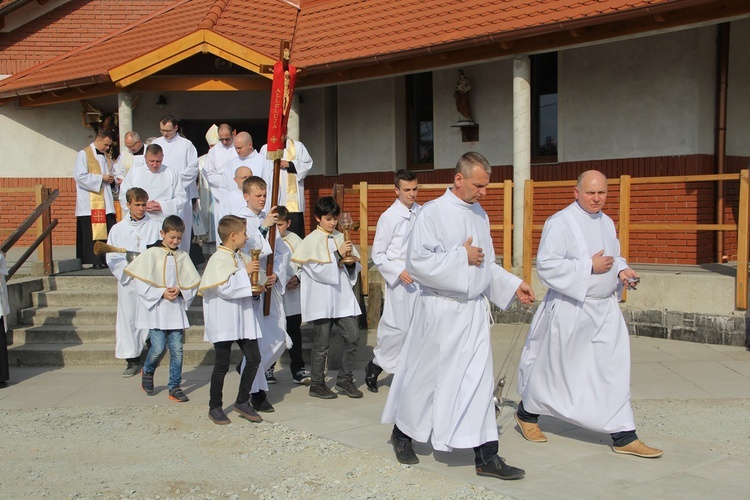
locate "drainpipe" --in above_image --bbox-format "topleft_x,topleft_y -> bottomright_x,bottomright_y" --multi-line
715,23 -> 729,262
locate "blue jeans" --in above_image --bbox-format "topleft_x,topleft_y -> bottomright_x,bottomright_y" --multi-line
143,329 -> 184,389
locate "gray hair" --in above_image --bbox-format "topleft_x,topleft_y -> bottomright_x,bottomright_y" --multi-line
455,151 -> 491,177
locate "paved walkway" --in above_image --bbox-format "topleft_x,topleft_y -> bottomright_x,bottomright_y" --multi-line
2,326 -> 749,499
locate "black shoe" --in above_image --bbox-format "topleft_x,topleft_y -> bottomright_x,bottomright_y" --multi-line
251,395 -> 275,413
475,456 -> 525,480
292,369 -> 312,385
309,383 -> 338,399
141,372 -> 154,395
92,263 -> 106,269
168,387 -> 189,402
335,378 -> 363,398
365,360 -> 382,393
391,432 -> 419,465
208,407 -> 231,425
233,401 -> 262,423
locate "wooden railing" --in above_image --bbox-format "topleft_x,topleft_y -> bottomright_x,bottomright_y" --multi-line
0,185 -> 59,280
523,170 -> 750,309
345,181 -> 515,290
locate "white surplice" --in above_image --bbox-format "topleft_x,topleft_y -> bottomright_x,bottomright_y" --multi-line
517,202 -> 635,433
199,246 -> 262,343
112,146 -> 145,183
381,187 -> 521,452
153,135 -> 198,252
203,143 -> 238,239
280,231 -> 303,316
106,213 -> 161,358
119,165 -> 185,227
258,139 -> 313,214
223,152 -> 265,193
371,199 -> 421,373
73,144 -> 116,216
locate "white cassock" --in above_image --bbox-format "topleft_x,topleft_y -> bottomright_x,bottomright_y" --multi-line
74,144 -> 116,217
199,246 -> 262,343
112,148 -> 145,183
119,165 -> 185,227
153,135 -> 198,252
196,154 -> 212,238
517,202 -> 635,433
382,187 -> 520,452
106,213 -> 161,358
280,231 -> 303,316
224,152 -> 265,192
258,139 -> 313,214
233,206 -> 291,393
203,143 -> 238,240
371,199 -> 421,373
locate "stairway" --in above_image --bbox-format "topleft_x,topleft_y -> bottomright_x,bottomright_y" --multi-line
7,274 -> 373,367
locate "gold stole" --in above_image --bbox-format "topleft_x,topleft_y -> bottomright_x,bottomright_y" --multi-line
283,139 -> 299,212
85,147 -> 108,240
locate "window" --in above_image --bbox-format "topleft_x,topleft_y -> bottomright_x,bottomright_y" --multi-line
531,52 -> 558,162
406,72 -> 434,169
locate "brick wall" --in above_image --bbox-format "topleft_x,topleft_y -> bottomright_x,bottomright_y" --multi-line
2,154 -> 748,265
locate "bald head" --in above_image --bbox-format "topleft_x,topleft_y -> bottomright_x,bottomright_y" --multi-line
233,166 -> 252,190
234,132 -> 254,158
575,170 -> 608,214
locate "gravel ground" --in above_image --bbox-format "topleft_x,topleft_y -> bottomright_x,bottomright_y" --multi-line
2,398 -> 750,499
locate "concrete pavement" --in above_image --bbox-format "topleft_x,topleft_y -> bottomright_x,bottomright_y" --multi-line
2,325 -> 750,499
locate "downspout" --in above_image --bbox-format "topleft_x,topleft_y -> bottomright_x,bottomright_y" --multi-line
715,23 -> 729,262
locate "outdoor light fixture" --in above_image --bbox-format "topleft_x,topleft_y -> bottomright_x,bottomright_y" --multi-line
156,94 -> 167,108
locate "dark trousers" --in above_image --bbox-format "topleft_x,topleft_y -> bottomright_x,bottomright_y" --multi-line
0,317 -> 9,384
287,212 -> 305,239
311,316 -> 358,386
286,313 -> 305,374
75,214 -> 116,265
517,400 -> 638,447
209,339 -> 261,409
393,425 -> 499,467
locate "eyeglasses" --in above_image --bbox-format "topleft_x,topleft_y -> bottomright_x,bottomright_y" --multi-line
125,141 -> 141,150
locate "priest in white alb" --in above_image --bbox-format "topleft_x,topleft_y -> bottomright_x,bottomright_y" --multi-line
202,123 -> 238,241
516,169 -> 663,459
382,152 -> 535,481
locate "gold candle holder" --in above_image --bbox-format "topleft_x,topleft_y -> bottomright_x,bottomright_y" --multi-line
339,212 -> 358,265
250,248 -> 265,294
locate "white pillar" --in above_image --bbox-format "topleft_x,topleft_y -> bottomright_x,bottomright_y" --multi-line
288,93 -> 300,141
512,56 -> 531,270
117,92 -> 133,147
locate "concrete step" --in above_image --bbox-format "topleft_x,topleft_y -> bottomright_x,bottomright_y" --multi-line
32,290 -> 119,307
18,306 -> 206,326
10,325 -> 206,344
8,332 -> 372,367
47,275 -> 117,290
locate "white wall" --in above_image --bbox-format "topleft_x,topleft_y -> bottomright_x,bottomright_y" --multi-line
336,79 -> 397,173
727,18 -> 750,157
559,28 -> 717,161
433,61 -> 514,169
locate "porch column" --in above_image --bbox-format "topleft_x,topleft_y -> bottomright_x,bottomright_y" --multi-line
512,56 -> 531,271
288,93 -> 300,141
117,92 -> 133,146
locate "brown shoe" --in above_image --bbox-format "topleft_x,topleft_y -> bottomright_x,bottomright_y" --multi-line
613,439 -> 663,458
514,413 -> 547,443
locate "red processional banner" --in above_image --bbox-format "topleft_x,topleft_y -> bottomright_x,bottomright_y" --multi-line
266,60 -> 297,161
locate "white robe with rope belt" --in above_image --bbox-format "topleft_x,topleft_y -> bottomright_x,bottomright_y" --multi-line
517,201 -> 635,433
381,187 -> 520,451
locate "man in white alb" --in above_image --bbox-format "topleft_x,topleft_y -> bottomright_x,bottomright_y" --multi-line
382,152 -> 535,480
224,132 -> 264,197
516,169 -> 663,458
365,169 -> 420,393
203,123 -> 238,241
152,115 -> 198,252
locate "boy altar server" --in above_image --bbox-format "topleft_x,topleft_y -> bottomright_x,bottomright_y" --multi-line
125,215 -> 200,402
233,176 -> 291,412
365,169 -> 420,393
199,215 -> 264,425
106,187 -> 161,377
291,196 -> 363,400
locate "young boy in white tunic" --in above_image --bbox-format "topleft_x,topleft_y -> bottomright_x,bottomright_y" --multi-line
106,187 -> 160,377
233,176 -> 291,412
291,196 -> 363,400
125,216 -> 200,402
199,215 -> 264,425
273,206 -> 311,385
365,169 -> 420,393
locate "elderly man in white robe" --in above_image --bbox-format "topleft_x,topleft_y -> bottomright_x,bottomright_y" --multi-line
516,170 -> 663,459
113,131 -> 146,184
153,115 -> 198,252
224,132 -> 264,195
258,137 -> 313,238
119,144 -> 186,227
365,169 -> 421,393
203,123 -> 238,241
382,152 -> 535,481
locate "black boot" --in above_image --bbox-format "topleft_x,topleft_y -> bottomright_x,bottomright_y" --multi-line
391,425 -> 418,464
474,441 -> 524,480
365,360 -> 383,393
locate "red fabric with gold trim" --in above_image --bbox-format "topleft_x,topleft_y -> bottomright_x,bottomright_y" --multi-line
266,60 -> 297,161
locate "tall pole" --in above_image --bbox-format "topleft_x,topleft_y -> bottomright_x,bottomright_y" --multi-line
513,56 -> 531,272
